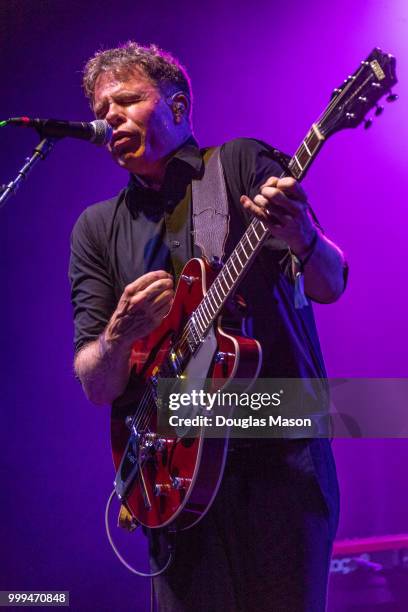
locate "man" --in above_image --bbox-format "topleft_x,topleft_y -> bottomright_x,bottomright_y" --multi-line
70,42 -> 347,611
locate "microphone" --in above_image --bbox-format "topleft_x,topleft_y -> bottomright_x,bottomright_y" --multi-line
5,116 -> 112,146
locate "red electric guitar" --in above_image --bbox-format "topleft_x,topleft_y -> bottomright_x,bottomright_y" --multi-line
111,48 -> 397,530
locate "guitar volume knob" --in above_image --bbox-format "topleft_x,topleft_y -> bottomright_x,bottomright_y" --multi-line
181,275 -> 198,286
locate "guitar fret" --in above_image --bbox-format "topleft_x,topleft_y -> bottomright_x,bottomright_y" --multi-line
202,301 -> 212,321
230,255 -> 239,276
225,264 -> 235,284
213,283 -> 222,303
294,155 -> 303,171
241,239 -> 250,259
206,292 -> 216,313
218,274 -> 228,295
235,248 -> 244,267
287,125 -> 325,182
200,304 -> 210,325
298,146 -> 310,167
246,231 -> 255,250
196,308 -> 206,330
195,310 -> 205,334
211,293 -> 220,313
252,222 -> 262,241
206,295 -> 217,315
303,139 -> 311,156
308,129 -> 319,151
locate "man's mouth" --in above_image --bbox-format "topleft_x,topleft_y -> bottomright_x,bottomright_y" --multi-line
111,132 -> 139,153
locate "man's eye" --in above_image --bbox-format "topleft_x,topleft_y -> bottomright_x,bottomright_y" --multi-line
122,97 -> 142,105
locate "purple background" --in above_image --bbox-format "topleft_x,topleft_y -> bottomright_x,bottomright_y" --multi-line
1,1 -> 407,609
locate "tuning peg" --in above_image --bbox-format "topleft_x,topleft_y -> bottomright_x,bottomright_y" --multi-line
375,105 -> 384,116
386,92 -> 398,102
364,119 -> 373,129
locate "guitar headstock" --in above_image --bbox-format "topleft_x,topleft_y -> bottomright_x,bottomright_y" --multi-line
318,48 -> 398,137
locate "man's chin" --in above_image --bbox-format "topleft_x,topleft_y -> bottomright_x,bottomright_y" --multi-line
113,152 -> 144,174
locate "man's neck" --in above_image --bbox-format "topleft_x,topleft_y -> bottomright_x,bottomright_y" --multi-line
133,134 -> 194,191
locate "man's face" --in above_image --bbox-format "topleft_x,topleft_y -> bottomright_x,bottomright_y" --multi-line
93,69 -> 181,179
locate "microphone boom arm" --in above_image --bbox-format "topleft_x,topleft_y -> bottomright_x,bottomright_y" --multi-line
0,137 -> 57,209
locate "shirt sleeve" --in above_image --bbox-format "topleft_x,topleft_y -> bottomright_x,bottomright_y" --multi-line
68,207 -> 117,353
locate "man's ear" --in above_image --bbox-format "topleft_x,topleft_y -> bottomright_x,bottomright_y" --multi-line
169,92 -> 189,123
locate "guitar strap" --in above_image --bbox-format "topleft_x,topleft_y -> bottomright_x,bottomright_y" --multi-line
191,146 -> 229,263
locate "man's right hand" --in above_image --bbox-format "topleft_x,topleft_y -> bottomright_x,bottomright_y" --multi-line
104,270 -> 174,348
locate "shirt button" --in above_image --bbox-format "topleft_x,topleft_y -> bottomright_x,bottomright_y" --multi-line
171,240 -> 181,248
168,199 -> 175,207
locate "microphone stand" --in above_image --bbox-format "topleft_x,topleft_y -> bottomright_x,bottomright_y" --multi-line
0,136 -> 57,209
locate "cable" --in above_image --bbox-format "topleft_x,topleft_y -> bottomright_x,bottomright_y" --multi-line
104,489 -> 174,578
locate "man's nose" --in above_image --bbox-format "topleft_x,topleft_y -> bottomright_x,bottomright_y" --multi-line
105,104 -> 126,128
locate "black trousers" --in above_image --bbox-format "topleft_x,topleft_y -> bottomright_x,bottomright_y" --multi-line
148,440 -> 339,612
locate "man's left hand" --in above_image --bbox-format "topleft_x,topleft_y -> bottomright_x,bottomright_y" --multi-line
240,176 -> 317,258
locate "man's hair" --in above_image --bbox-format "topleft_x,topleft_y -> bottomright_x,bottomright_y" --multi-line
83,41 -> 193,113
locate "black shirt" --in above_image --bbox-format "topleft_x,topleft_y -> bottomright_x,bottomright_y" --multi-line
69,137 -> 326,379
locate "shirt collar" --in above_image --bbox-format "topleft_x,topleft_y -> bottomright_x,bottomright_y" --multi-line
170,136 -> 203,177
130,136 -> 203,192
